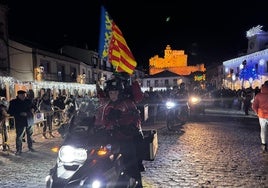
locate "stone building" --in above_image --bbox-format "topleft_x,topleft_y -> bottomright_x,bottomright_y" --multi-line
149,45 -> 206,75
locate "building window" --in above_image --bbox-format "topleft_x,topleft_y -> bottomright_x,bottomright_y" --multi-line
155,80 -> 159,87
173,79 -> 177,86
87,70 -> 91,83
94,72 -> 98,81
57,65 -> 65,81
40,59 -> 50,73
92,56 -> 98,67
57,71 -> 62,81
147,80 -> 150,87
70,66 -> 77,82
165,79 -> 169,86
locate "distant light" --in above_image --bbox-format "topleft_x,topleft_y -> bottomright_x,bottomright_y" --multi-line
259,59 -> 265,66
246,25 -> 263,38
232,74 -> 236,81
166,17 -> 170,22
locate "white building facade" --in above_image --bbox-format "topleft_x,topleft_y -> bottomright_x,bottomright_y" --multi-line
223,26 -> 268,90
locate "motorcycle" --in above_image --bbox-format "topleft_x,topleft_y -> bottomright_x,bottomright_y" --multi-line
46,100 -> 140,188
165,95 -> 203,130
165,98 -> 190,131
188,95 -> 204,115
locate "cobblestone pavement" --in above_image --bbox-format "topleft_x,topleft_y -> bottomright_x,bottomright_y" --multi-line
0,108 -> 268,188
0,130 -> 62,188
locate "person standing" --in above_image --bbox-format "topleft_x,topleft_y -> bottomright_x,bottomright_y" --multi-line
252,82 -> 268,153
8,90 -> 36,155
0,104 -> 9,151
243,88 -> 253,115
39,92 -> 54,139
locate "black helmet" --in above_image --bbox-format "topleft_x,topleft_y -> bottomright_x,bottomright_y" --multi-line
112,72 -> 131,88
180,82 -> 186,88
104,78 -> 124,93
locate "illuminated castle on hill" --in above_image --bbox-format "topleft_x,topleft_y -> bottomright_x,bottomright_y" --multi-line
149,45 -> 206,75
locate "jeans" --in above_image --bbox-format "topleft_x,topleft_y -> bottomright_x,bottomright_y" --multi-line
16,125 -> 34,151
43,115 -> 53,134
258,117 -> 268,144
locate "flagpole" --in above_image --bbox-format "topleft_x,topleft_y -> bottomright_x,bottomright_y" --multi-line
98,6 -> 105,58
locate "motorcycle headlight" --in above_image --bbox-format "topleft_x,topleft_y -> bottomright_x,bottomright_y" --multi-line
91,179 -> 102,188
166,101 -> 175,109
189,96 -> 201,105
58,145 -> 87,163
80,178 -> 103,188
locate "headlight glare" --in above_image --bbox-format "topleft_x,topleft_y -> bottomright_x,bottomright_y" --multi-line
190,96 -> 201,105
92,179 -> 102,188
58,145 -> 87,163
166,101 -> 175,109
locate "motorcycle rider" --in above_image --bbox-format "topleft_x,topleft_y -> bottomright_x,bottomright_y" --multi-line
167,83 -> 190,125
94,77 -> 144,188
171,82 -> 189,107
176,82 -> 189,99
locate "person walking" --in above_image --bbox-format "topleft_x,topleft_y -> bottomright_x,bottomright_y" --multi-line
252,82 -> 268,153
8,90 -> 36,155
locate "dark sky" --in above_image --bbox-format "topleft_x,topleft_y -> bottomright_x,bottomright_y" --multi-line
5,0 -> 268,69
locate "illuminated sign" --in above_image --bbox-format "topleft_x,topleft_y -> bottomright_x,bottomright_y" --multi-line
246,25 -> 263,38
194,74 -> 206,81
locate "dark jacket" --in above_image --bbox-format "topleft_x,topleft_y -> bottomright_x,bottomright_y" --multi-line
8,97 -> 35,127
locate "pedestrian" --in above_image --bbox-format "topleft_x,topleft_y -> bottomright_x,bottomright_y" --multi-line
94,77 -> 144,188
252,82 -> 268,153
7,90 -> 36,155
0,104 -> 9,151
39,92 -> 54,139
243,88 -> 253,115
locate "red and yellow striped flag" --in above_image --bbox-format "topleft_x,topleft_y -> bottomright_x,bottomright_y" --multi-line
98,6 -> 137,75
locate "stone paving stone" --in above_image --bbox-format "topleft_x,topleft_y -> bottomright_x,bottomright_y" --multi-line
0,107 -> 267,187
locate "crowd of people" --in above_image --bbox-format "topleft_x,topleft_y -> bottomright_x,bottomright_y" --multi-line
0,88 -> 79,155
0,74 -> 267,188
0,73 -> 145,187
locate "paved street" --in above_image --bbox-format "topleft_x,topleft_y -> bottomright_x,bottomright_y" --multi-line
142,122 -> 268,187
0,107 -> 268,187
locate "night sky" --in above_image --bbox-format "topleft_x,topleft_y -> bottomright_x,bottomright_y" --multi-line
4,0 -> 268,70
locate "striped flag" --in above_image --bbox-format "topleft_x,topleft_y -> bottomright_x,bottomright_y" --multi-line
98,6 -> 137,75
